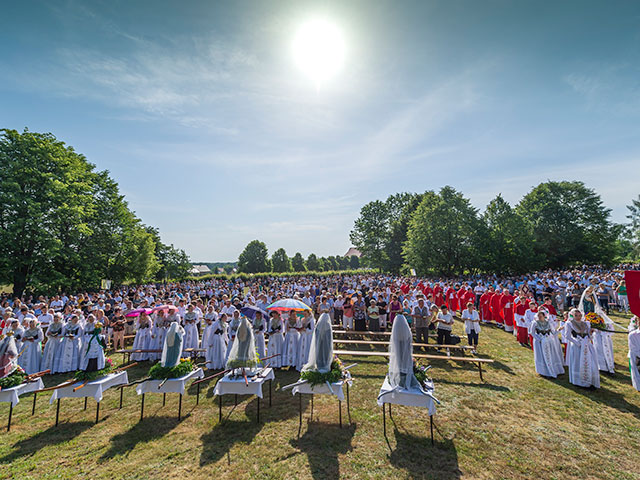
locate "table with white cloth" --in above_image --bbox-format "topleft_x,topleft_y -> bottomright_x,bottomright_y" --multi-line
290,377 -> 353,436
49,371 -> 129,426
213,368 -> 275,423
135,368 -> 204,421
377,376 -> 437,445
0,379 -> 44,431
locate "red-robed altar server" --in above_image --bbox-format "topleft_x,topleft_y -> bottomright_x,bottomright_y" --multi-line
514,295 -> 529,345
464,288 -> 476,312
501,289 -> 515,333
446,285 -> 459,313
491,289 -> 504,325
456,286 -> 468,314
480,288 -> 494,321
434,284 -> 444,307
423,284 -> 434,299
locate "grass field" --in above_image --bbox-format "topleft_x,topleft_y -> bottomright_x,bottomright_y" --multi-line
1,314 -> 638,480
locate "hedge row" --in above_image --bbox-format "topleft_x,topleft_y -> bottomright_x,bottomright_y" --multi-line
183,269 -> 372,282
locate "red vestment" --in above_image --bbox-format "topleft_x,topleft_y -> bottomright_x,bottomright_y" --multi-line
501,293 -> 515,328
491,292 -> 503,323
481,292 -> 493,321
446,288 -> 459,311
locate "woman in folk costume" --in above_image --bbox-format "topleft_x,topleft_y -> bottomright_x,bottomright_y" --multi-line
182,304 -> 200,353
204,313 -> 227,370
131,312 -> 153,361
18,319 -> 43,374
579,286 -> 615,374
296,310 -> 315,371
266,311 -> 284,368
149,310 -> 168,361
564,308 -> 600,389
161,322 -> 185,368
628,317 -> 640,391
54,315 -> 83,373
302,312 -> 333,373
80,323 -> 106,372
530,311 -> 565,378
42,313 -> 64,373
225,310 -> 242,363
252,310 -> 267,364
282,310 -> 301,368
226,317 -> 259,370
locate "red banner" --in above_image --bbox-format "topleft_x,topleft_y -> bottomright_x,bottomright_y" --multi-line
624,270 -> 640,317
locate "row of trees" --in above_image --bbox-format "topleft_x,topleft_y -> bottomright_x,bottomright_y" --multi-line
237,240 -> 360,273
350,182 -> 635,276
0,129 -> 191,296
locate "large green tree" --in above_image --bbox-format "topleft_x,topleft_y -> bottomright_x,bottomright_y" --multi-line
627,194 -> 640,260
384,193 -> 423,274
238,240 -> 270,273
146,226 -> 191,281
349,200 -> 390,271
517,181 -> 620,267
271,247 -> 291,272
306,253 -> 320,271
291,252 -> 306,272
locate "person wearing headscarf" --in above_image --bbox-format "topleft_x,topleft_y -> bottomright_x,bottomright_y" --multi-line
564,308 -> 599,388
302,313 -> 333,373
148,310 -> 168,361
579,286 -> 615,374
18,319 -> 43,374
266,311 -> 284,368
80,323 -> 106,372
226,317 -> 258,370
203,313 -> 227,370
182,304 -> 200,353
132,312 -> 153,361
296,310 -> 315,371
252,310 -> 267,364
54,314 -> 83,373
42,313 -> 64,372
161,321 -> 185,368
282,310 -> 300,368
530,311 -> 564,378
628,317 -> 640,391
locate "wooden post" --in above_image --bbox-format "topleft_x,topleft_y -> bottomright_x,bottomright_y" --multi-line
163,393 -> 166,406
218,395 -> 222,422
119,386 -> 123,410
430,415 -> 434,446
84,397 -> 87,411
478,362 -> 484,382
269,379 -> 272,407
178,393 -> 182,421
339,400 -> 342,428
196,383 -> 200,406
95,401 -> 100,424
257,395 -> 260,423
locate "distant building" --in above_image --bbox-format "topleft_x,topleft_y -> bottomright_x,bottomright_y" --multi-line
344,247 -> 362,258
190,264 -> 211,275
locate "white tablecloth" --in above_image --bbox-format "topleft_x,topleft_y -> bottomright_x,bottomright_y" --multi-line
0,379 -> 44,407
291,378 -> 352,402
135,368 -> 204,395
214,368 -> 274,399
49,371 -> 129,404
377,377 -> 436,415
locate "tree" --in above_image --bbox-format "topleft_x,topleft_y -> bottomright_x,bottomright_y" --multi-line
238,240 -> 270,273
349,255 -> 360,269
291,252 -> 306,272
306,253 -> 320,271
384,193 -> 423,274
517,181 -> 620,267
350,200 -> 390,271
337,256 -> 351,270
627,194 -> 640,259
271,247 -> 291,272
404,187 -> 482,276
326,255 -> 338,271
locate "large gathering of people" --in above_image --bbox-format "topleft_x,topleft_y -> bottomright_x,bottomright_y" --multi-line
1,264 -> 638,393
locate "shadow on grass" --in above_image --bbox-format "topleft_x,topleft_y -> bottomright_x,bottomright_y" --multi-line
0,421 -> 93,464
99,416 -> 180,461
436,378 -> 510,392
199,419 -> 263,466
551,377 -> 640,419
290,423 -> 357,480
389,427 -> 461,479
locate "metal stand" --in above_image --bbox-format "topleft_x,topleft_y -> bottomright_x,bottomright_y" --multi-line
163,393 -> 166,406
339,399 -> 342,428
140,393 -> 145,421
257,395 -> 260,423
196,383 -> 200,405
95,402 -> 100,424
119,387 -> 124,409
269,379 -> 272,407
346,383 -> 351,424
55,399 -> 60,427
178,394 -> 182,421
430,415 -> 434,445
84,397 -> 88,410
310,395 -> 314,421
7,403 -> 13,432
298,393 -> 302,438
218,395 -> 222,422
32,392 -> 37,415
382,404 -> 386,437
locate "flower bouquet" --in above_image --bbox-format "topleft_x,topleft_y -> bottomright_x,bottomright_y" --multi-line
74,358 -> 113,382
413,360 -> 432,388
585,312 -> 608,331
300,355 -> 348,387
0,365 -> 26,389
149,358 -> 195,380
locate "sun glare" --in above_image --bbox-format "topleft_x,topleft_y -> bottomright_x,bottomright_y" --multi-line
292,18 -> 346,88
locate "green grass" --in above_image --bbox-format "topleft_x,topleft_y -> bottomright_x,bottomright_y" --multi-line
1,314 -> 639,479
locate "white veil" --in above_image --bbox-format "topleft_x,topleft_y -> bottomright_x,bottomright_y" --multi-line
226,317 -> 258,368
161,321 -> 184,367
0,335 -> 19,377
302,313 -> 333,373
578,287 -> 614,327
388,314 -> 420,390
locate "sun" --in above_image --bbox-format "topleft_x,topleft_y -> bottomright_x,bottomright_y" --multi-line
292,18 -> 346,88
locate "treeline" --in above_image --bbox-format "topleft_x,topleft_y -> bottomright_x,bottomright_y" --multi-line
236,240 -> 360,273
188,269 -> 369,282
0,129 -> 192,296
350,183 -> 639,276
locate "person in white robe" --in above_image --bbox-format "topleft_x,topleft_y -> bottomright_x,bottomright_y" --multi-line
252,311 -> 267,364
149,312 -> 168,361
579,287 -> 615,373
628,317 -> 640,391
302,313 -> 333,373
131,312 -> 153,361
42,313 -> 64,372
6,320 -> 24,353
182,305 -> 199,353
203,314 -> 227,370
0,334 -> 19,378
296,311 -> 315,371
282,310 -> 301,368
530,311 -> 564,378
564,308 -> 600,388
225,311 -> 242,363
266,311 -> 284,368
54,315 -> 83,373
18,320 -> 43,374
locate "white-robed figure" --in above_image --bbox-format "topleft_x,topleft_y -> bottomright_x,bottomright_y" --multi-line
54,315 -> 83,373
226,317 -> 259,371
0,334 -> 19,378
564,309 -> 600,388
302,313 -> 333,373
131,313 -> 153,362
80,323 -> 106,372
182,306 -> 200,353
252,311 -> 267,364
282,310 -> 301,368
225,312 -> 242,363
208,314 -> 228,370
296,311 -> 315,371
579,287 -> 615,373
161,322 -> 185,368
266,312 -> 284,368
18,320 -> 43,374
530,311 -> 565,378
629,319 -> 640,391
42,314 -> 64,372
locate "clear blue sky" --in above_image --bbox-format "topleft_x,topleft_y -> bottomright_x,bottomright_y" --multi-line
1,1 -> 639,261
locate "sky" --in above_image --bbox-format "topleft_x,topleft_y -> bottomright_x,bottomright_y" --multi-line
1,1 -> 639,262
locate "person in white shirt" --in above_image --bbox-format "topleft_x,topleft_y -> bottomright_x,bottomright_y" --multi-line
461,302 -> 480,353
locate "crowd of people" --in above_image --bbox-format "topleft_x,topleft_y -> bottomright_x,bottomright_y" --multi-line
0,265 -> 638,392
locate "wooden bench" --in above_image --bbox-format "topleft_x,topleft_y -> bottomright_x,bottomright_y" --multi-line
333,330 -> 438,338
332,349 -> 494,381
332,339 -> 475,354
115,348 -> 205,364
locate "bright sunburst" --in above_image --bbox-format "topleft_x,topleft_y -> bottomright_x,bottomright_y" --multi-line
292,18 -> 346,88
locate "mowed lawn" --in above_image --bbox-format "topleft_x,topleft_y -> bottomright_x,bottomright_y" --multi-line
1,314 -> 639,480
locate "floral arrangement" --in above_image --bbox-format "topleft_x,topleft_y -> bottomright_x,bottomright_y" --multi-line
74,358 -> 113,382
413,360 -> 431,387
0,365 -> 26,389
585,312 -> 607,331
149,358 -> 195,380
300,355 -> 347,386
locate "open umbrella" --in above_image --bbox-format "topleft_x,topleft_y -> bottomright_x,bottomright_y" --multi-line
266,298 -> 311,312
125,308 -> 153,318
240,305 -> 268,320
151,304 -> 178,313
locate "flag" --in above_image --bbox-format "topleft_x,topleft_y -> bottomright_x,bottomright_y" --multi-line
624,270 -> 640,317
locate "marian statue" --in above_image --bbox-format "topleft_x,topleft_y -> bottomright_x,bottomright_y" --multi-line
161,322 -> 185,368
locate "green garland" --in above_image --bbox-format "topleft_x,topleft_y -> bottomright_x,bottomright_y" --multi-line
74,364 -> 113,382
149,359 -> 195,380
0,369 -> 26,389
300,360 -> 345,387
